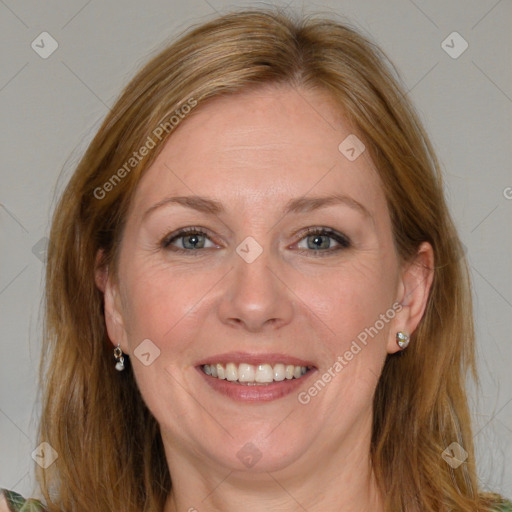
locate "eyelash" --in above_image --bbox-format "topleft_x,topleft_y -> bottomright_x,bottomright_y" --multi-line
160,226 -> 351,257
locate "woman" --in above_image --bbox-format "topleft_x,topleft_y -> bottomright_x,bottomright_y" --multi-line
1,8 -> 510,512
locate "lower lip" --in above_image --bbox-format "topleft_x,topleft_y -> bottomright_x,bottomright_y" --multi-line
196,367 -> 317,402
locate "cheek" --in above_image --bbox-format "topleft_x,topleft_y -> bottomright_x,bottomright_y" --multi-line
297,256 -> 398,350
289,257 -> 398,433
119,264 -> 212,420
299,262 -> 397,397
121,245 -> 398,357
121,258 -> 215,343
117,243 -> 399,447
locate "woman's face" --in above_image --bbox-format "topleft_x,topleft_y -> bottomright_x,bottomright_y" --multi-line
102,85 -> 428,477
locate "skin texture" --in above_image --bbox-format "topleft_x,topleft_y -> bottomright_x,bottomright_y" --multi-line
96,84 -> 434,512
0,495 -> 8,512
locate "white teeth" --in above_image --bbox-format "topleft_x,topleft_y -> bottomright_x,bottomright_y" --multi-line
202,362 -> 310,384
255,364 -> 273,383
225,362 -> 238,381
273,363 -> 285,381
238,363 -> 255,382
216,363 -> 225,380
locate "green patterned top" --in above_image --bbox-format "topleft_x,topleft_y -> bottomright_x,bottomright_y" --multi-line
495,502 -> 512,512
1,490 -> 45,512
2,488 -> 512,511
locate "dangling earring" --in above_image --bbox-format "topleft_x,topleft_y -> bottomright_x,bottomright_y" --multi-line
114,344 -> 125,371
396,331 -> 410,349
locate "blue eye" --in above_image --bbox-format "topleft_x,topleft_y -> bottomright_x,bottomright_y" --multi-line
162,228 -> 217,251
161,227 -> 351,256
296,228 -> 351,255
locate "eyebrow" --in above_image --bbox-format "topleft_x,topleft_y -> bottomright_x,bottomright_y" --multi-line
142,193 -> 371,220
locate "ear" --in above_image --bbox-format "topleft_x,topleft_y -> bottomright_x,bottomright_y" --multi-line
387,241 -> 434,354
95,249 -> 129,353
94,249 -> 108,292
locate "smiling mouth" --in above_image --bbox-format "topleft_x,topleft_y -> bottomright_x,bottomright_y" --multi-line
201,362 -> 313,385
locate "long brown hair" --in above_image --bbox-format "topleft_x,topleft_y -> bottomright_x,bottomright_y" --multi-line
38,8 -> 504,511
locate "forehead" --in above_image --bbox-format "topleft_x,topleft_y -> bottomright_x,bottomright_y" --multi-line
129,85 -> 387,220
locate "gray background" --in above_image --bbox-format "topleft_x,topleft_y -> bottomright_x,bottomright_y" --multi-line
1,0 -> 511,500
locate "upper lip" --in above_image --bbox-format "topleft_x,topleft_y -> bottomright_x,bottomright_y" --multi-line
196,352 -> 316,368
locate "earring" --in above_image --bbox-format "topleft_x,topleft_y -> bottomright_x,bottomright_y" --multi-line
114,344 -> 125,371
396,331 -> 410,349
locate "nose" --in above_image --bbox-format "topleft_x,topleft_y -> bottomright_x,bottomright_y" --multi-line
217,247 -> 295,333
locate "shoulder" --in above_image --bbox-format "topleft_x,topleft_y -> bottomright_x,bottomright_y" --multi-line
0,489 -> 46,512
0,492 -> 9,512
